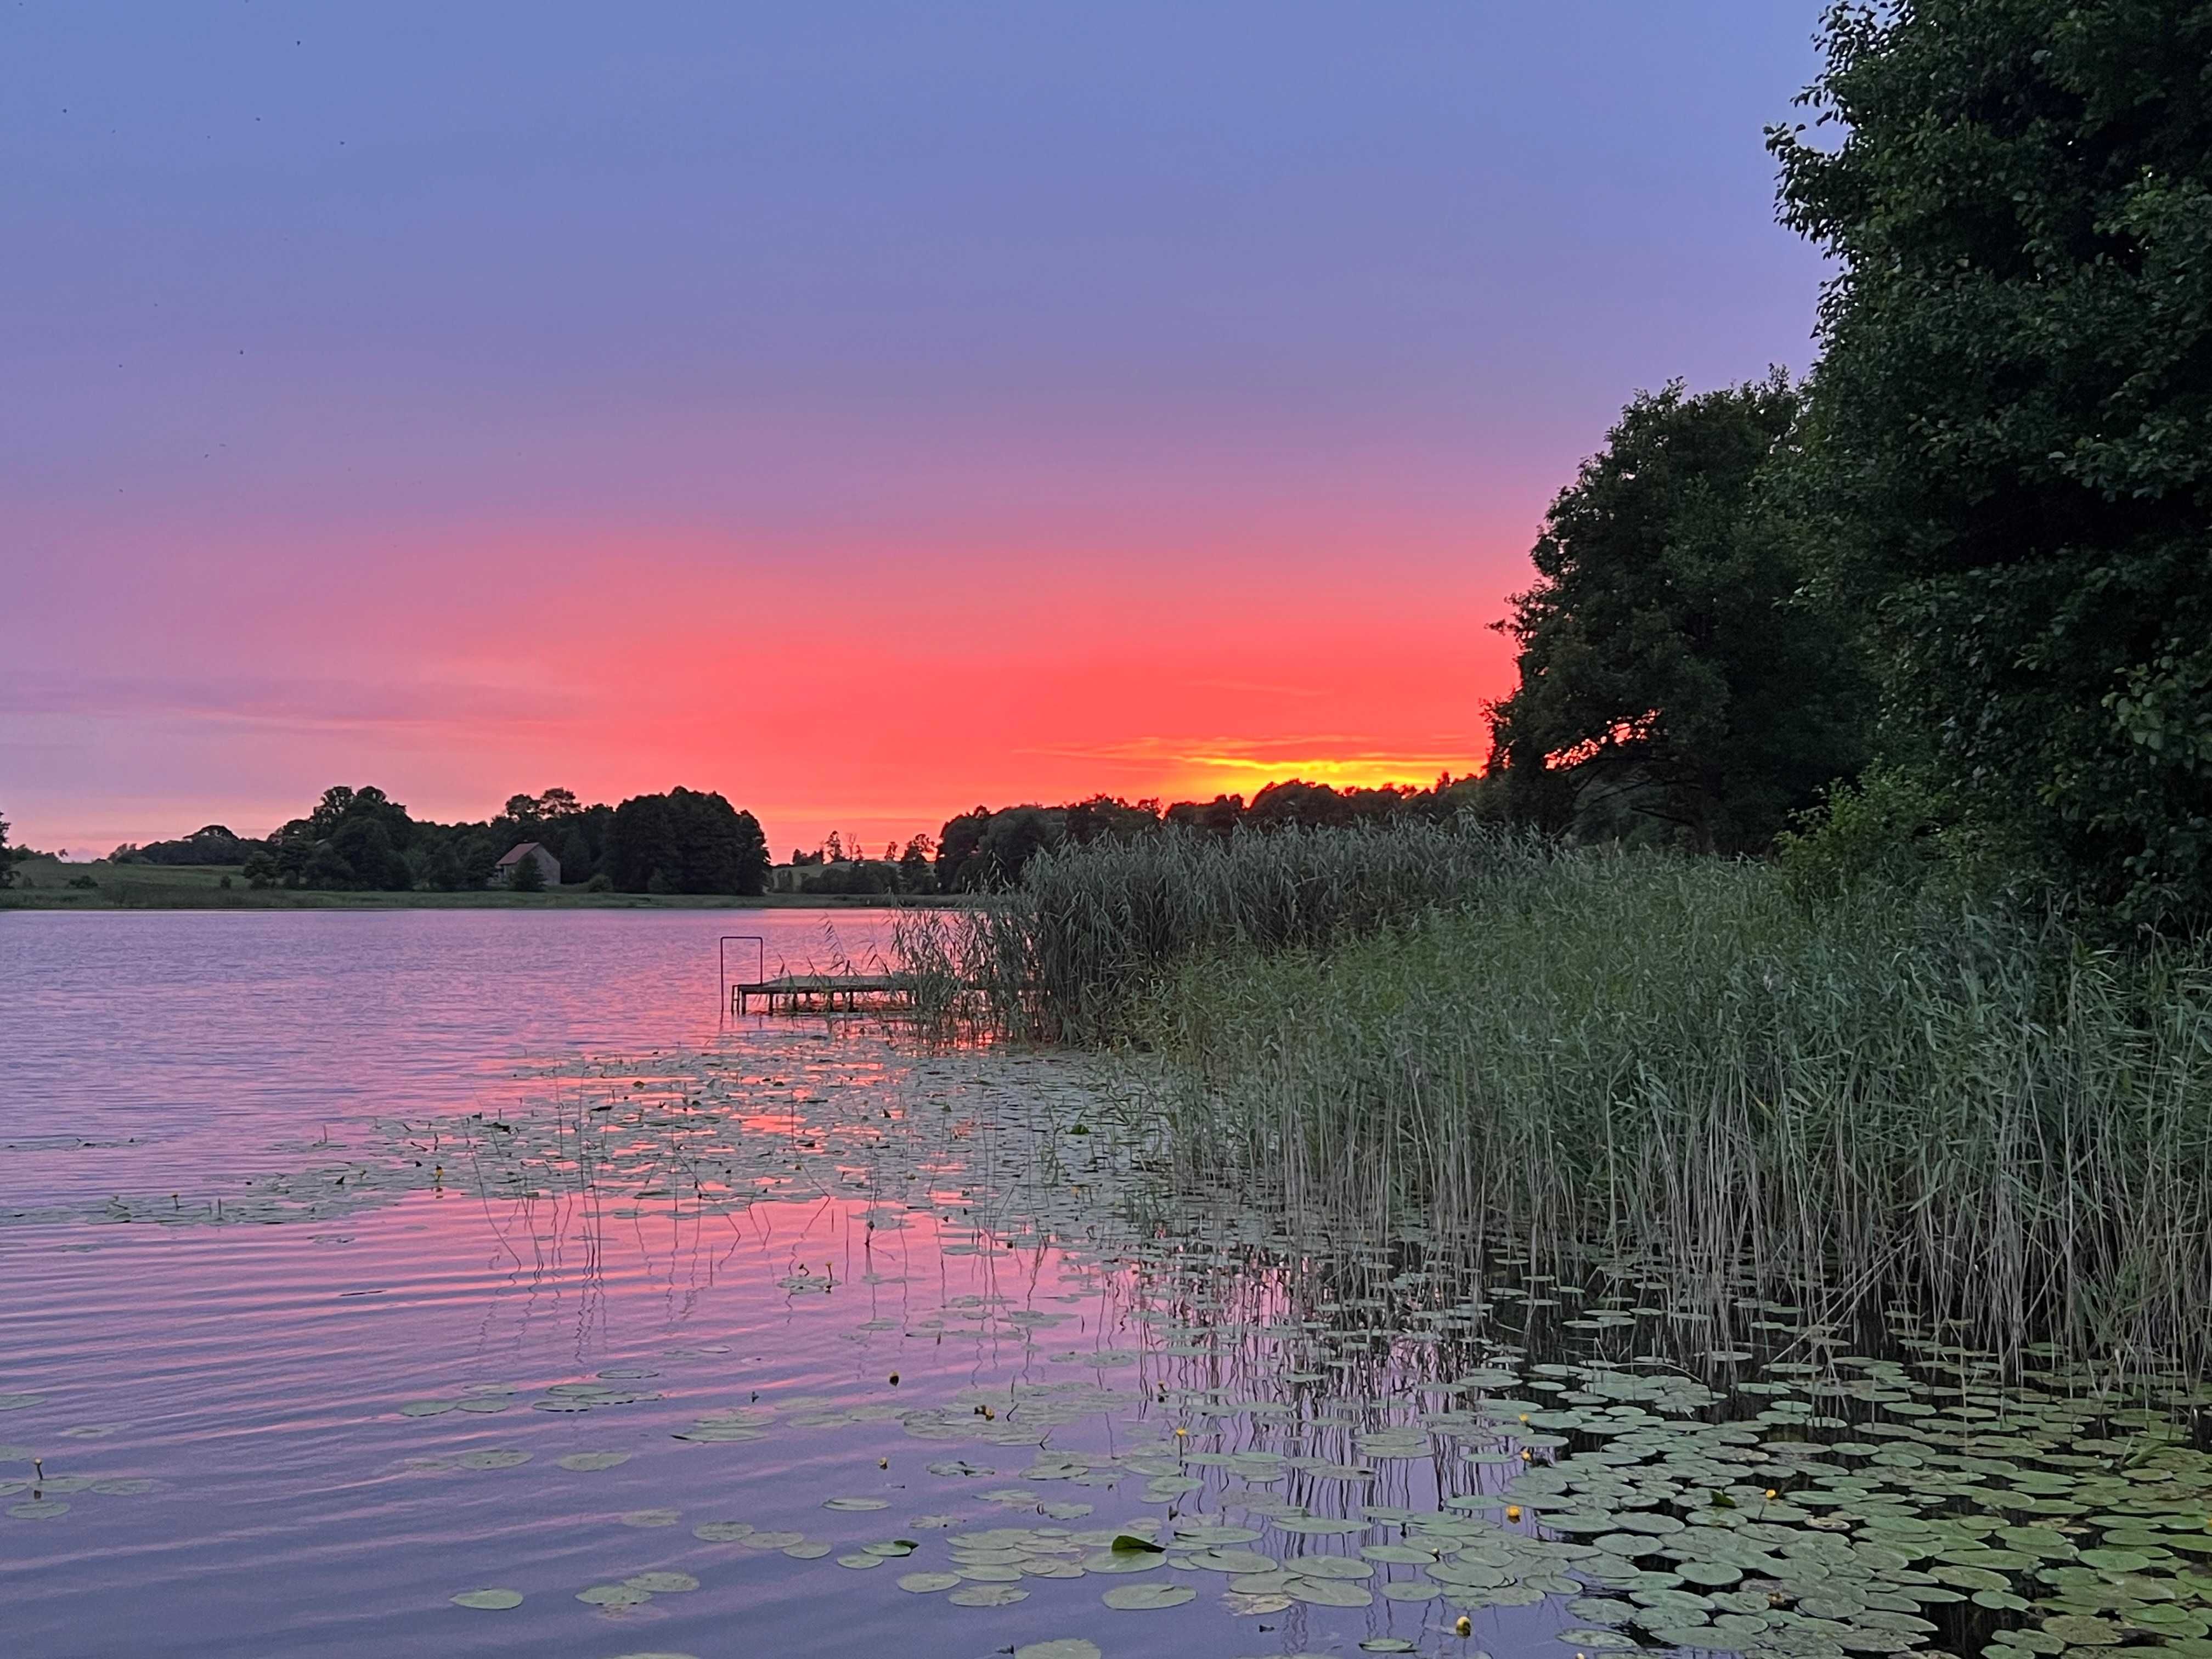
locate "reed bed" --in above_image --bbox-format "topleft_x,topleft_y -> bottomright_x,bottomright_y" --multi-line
905,826 -> 2212,1376
891,819 -> 1548,1042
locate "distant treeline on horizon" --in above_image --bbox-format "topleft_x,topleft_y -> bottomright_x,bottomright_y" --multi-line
88,785 -> 770,897
63,773 -> 1496,899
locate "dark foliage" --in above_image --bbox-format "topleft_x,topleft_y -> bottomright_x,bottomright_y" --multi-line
1485,376 -> 1872,854
1772,0 -> 2212,924
112,825 -> 262,866
932,777 -> 1503,893
606,787 -> 770,896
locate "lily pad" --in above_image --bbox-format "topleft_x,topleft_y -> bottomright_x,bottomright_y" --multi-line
1102,1582 -> 1197,1610
557,1452 -> 632,1471
450,1588 -> 523,1610
624,1572 -> 699,1593
949,1583 -> 1030,1606
577,1584 -> 652,1607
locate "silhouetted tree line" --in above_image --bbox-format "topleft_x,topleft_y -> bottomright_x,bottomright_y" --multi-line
133,784 -> 772,895
927,778 -> 1497,892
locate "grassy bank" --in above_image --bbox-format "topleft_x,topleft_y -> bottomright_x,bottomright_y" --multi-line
1,857 -> 954,911
904,825 -> 2212,1375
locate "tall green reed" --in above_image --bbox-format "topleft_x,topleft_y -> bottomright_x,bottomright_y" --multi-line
891,820 -> 1546,1042
907,825 -> 2212,1375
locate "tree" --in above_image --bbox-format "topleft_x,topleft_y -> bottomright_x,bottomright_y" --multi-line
1485,376 -> 1871,853
1772,1 -> 2212,923
1062,795 -> 1161,844
1163,794 -> 1245,837
0,806 -> 12,889
267,785 -> 419,889
898,833 -> 936,893
934,809 -> 994,891
605,788 -> 770,895
128,825 -> 258,866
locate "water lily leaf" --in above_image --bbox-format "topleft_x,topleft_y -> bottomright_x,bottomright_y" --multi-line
898,1571 -> 962,1593
2041,1616 -> 2120,1646
948,1583 -> 1029,1606
1014,1643 -> 1102,1659
1187,1549 -> 1278,1573
557,1452 -> 631,1471
1287,1578 -> 1373,1607
1102,1582 -> 1196,1610
577,1584 -> 652,1606
624,1572 -> 699,1593
1290,1556 -> 1373,1581
450,1588 -> 523,1609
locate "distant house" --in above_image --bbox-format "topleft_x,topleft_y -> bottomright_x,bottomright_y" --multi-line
492,842 -> 561,889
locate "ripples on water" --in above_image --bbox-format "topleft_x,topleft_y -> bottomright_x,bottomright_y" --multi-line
7,912 -> 2212,1659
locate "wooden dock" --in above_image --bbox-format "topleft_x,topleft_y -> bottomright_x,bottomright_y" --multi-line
731,974 -> 916,1014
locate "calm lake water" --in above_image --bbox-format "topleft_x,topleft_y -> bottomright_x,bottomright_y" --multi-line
9,911 -> 2209,1659
0,910 -> 1525,1659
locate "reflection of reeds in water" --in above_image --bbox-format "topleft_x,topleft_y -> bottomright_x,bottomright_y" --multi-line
907,826 -> 2212,1379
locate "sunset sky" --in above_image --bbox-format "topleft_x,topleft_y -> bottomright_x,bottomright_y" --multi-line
4,3 -> 1831,857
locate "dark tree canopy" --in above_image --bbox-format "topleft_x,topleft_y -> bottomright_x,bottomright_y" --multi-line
249,785 -> 416,891
1772,0 -> 2212,922
117,825 -> 258,866
605,787 -> 770,895
1485,376 -> 1870,853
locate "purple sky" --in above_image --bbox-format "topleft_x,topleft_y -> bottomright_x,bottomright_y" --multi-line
2,2 -> 1832,856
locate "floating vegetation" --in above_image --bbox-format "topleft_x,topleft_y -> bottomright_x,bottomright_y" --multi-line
27,970 -> 2212,1658
448,1588 -> 522,1610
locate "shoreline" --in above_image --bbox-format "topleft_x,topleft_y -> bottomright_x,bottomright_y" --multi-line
0,878 -> 962,913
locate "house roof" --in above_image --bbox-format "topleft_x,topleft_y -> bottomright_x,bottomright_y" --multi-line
495,842 -> 551,866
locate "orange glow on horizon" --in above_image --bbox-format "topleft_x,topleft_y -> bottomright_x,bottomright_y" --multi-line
7,513 -> 1526,855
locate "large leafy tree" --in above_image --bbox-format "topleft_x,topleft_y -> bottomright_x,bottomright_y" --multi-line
263,785 -> 416,890
606,788 -> 769,895
1487,376 -> 1871,853
1773,1 -> 2212,923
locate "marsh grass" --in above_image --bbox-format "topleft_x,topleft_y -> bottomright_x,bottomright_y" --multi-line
891,820 -> 1547,1041
907,826 -> 2212,1376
